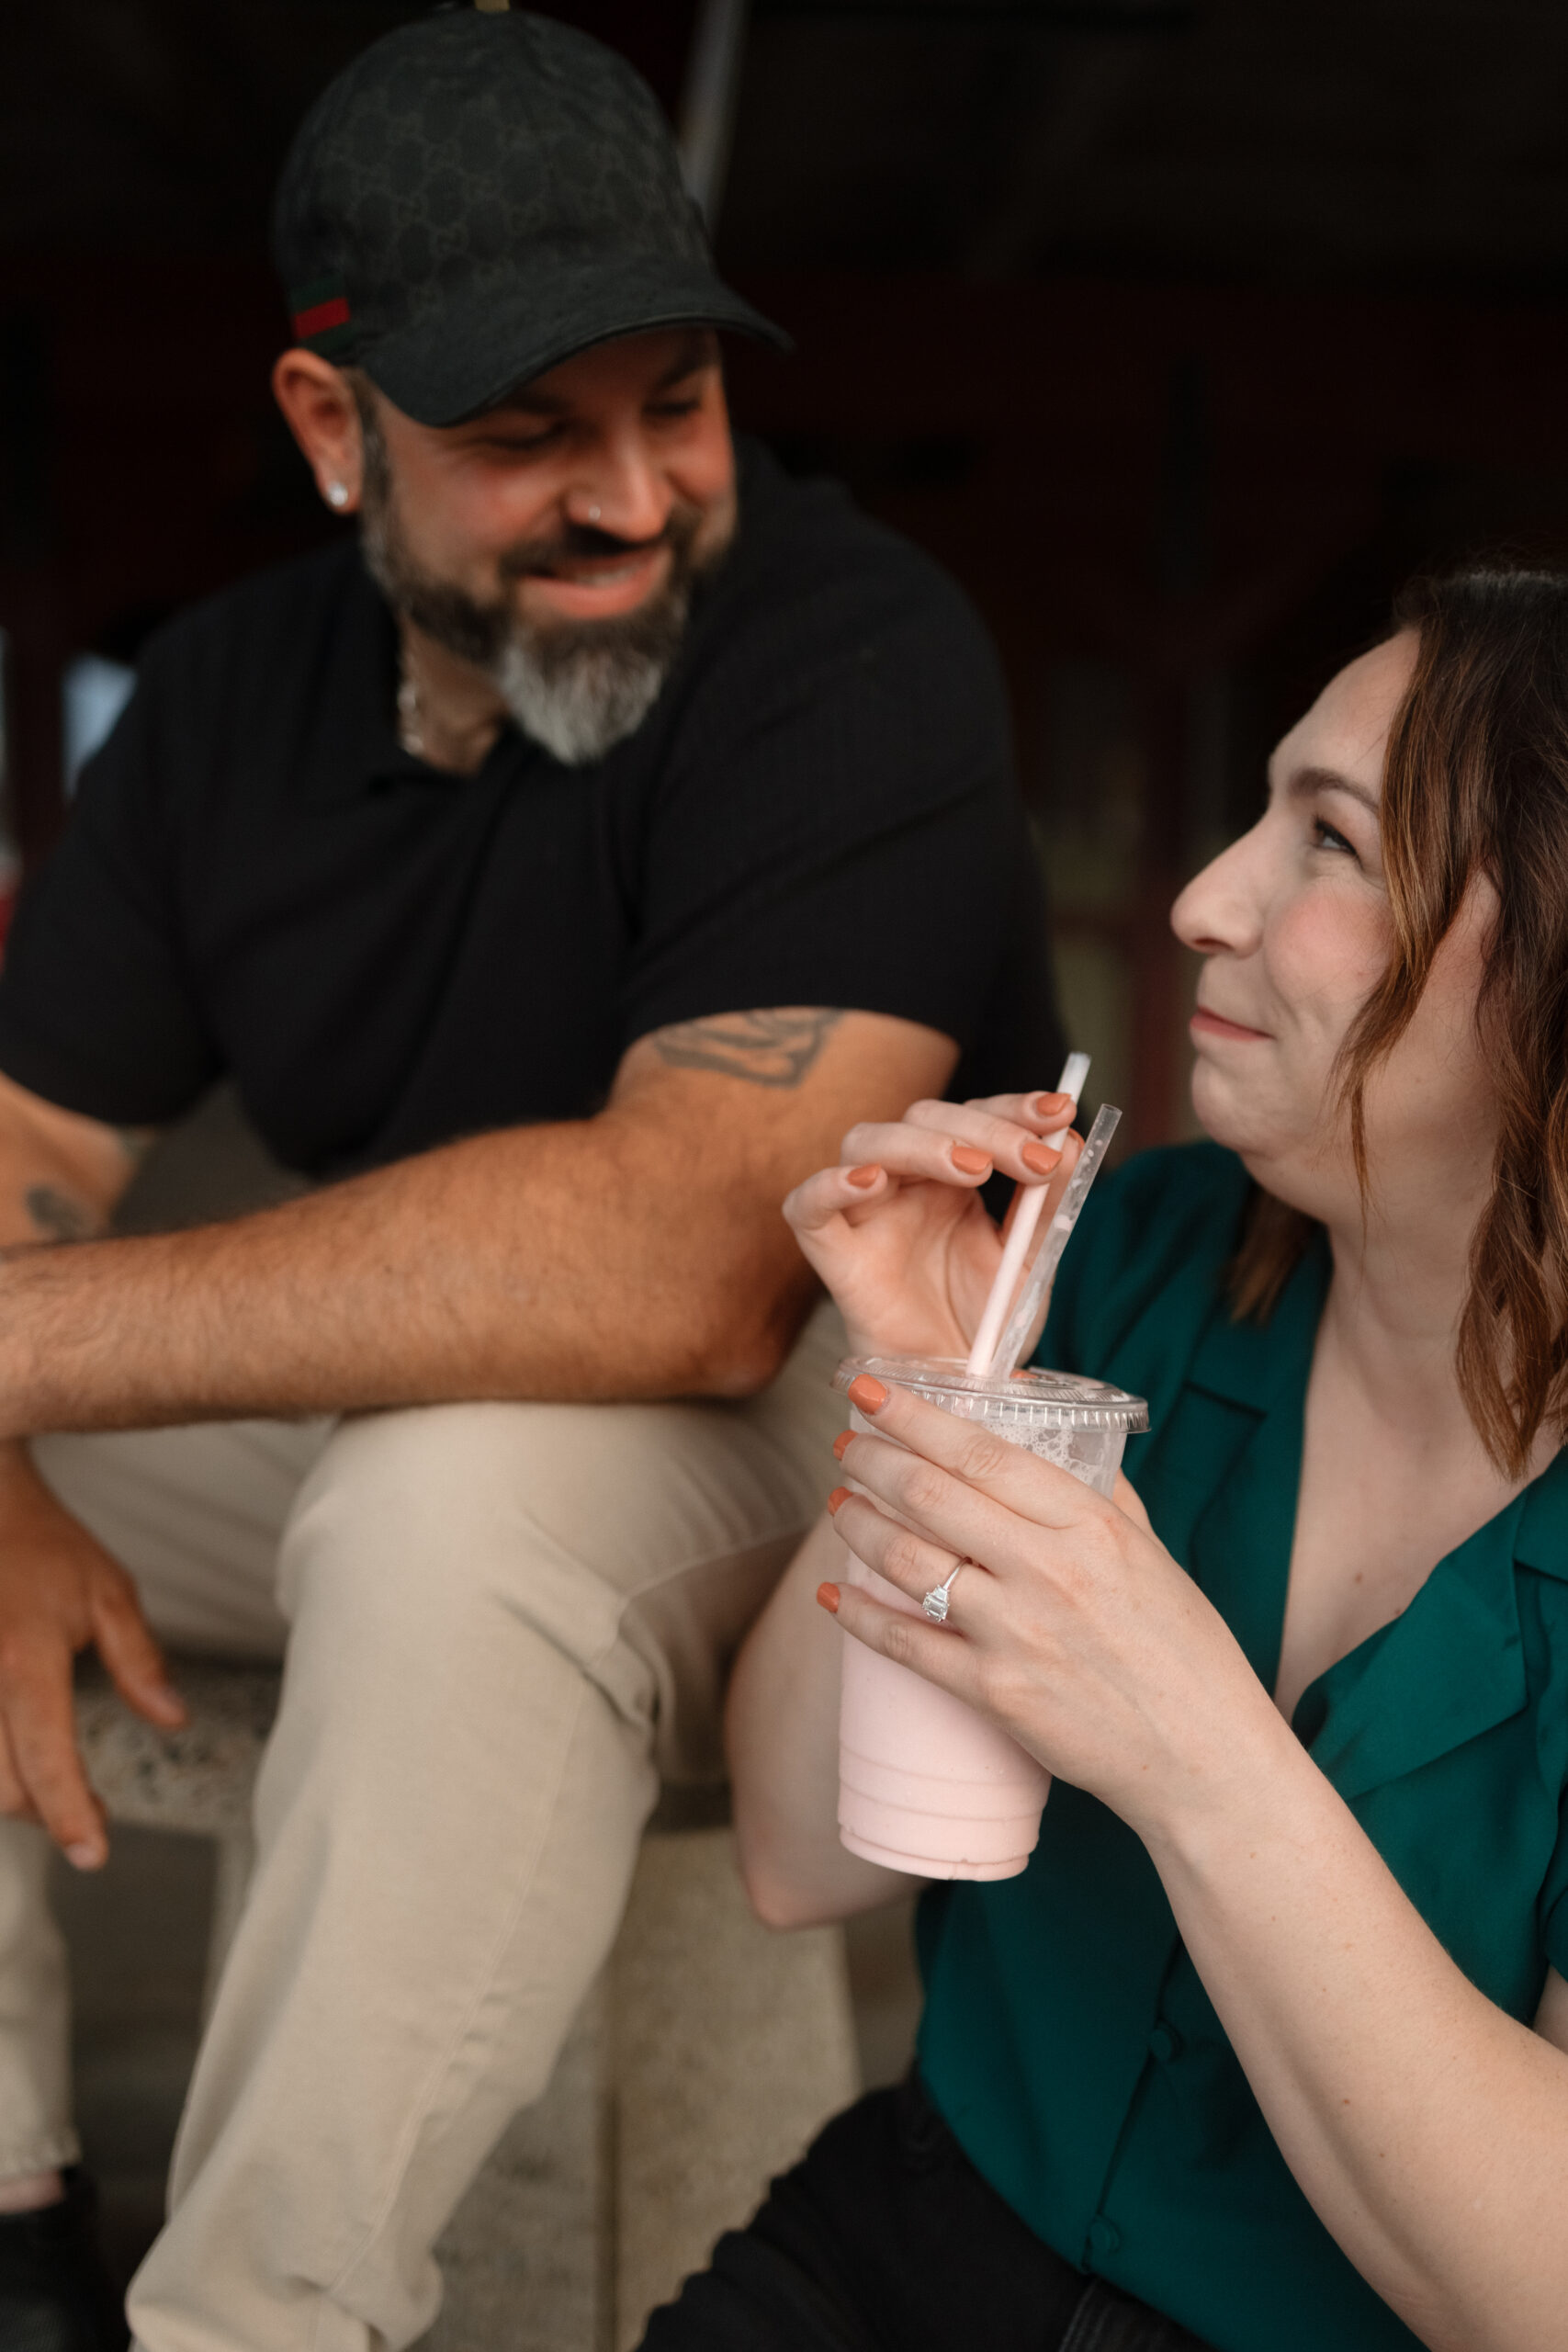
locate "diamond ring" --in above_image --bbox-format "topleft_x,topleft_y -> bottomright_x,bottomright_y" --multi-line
921,1560 -> 969,1623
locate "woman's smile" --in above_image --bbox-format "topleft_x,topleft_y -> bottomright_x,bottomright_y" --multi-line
1190,1004 -> 1271,1043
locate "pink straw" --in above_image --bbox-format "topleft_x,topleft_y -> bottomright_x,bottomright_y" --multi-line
964,1052 -> 1090,1378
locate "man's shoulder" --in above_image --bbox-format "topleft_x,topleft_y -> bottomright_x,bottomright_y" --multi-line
136,540 -> 372,702
682,436 -> 1006,743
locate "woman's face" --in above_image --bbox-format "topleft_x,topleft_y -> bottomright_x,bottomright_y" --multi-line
1170,630 -> 1496,1227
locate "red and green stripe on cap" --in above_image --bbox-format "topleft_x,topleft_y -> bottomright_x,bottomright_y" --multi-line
289,277 -> 356,357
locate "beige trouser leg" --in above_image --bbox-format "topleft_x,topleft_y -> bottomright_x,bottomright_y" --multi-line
11,1304 -> 844,2352
0,1820 -> 78,2177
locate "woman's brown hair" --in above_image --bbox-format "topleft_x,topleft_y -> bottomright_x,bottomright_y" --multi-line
1229,564 -> 1568,1475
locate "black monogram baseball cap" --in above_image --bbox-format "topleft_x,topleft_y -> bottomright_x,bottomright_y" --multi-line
272,6 -> 786,427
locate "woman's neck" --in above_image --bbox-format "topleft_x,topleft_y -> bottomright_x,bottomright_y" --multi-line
1275,1157 -> 1552,1721
1315,1159 -> 1548,1478
1316,1236 -> 1469,1451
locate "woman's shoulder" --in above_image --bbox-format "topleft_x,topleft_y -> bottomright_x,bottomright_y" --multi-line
1039,1139 -> 1254,1380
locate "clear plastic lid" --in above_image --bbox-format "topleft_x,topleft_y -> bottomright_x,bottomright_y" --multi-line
834,1354 -> 1149,1434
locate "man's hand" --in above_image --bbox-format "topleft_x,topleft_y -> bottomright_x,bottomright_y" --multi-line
0,1445 -> 184,1866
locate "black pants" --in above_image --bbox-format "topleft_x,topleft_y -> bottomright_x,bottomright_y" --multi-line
637,2073 -> 1215,2352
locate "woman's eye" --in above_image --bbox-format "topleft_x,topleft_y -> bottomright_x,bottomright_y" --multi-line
1312,815 -> 1355,855
647,397 -> 702,423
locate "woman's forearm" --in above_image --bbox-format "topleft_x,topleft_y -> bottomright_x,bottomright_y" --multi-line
1148,1727 -> 1568,2352
726,1512 -> 919,1927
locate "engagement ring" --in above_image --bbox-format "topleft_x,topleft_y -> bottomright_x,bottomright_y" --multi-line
921,1560 -> 969,1623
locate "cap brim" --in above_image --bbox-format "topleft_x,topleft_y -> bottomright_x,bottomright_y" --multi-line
357,255 -> 790,427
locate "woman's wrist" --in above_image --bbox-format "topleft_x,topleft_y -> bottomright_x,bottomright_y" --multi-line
1133,1686 -> 1325,1878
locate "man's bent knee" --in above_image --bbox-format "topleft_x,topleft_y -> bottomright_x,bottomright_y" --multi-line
275,1390 -> 825,1770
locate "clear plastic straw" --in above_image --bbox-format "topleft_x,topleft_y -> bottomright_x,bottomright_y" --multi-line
964,1052 -> 1090,1378
987,1102 -> 1122,1379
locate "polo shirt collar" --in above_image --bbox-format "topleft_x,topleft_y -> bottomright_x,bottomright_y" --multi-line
1179,1227 -> 1562,1802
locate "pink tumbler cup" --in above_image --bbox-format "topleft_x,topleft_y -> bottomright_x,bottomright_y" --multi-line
833,1354 -> 1148,1882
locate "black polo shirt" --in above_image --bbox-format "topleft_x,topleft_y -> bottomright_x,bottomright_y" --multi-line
0,438 -> 1061,1178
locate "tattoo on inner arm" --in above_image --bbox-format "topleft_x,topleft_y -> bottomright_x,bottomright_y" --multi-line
25,1184 -> 96,1244
652,1007 -> 846,1089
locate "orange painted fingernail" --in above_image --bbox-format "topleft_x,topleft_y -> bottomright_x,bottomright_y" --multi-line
952,1146 -> 990,1174
846,1374 -> 888,1412
1021,1141 -> 1062,1175
832,1430 -> 853,1460
828,1485 -> 852,1511
817,1582 -> 840,1614
1033,1091 -> 1071,1116
846,1164 -> 881,1189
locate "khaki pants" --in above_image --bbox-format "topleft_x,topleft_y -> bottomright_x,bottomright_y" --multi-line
0,1304 -> 845,2352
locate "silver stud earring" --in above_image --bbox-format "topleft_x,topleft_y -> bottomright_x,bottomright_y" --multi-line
326,482 -> 349,509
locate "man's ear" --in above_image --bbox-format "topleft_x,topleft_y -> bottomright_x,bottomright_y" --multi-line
271,350 -> 366,515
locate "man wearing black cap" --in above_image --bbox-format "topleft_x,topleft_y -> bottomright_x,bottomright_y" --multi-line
0,10 -> 1061,2349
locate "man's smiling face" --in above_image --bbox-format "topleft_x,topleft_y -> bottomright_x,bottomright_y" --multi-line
354,327 -> 738,763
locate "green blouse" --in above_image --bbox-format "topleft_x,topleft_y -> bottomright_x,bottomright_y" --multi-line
915,1143 -> 1568,2352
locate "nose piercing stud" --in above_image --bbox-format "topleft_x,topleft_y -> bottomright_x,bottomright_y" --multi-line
326,482 -> 349,509
588,503 -> 601,523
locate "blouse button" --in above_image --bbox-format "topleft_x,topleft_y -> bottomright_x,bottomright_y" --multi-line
1147,2021 -> 1183,2064
1087,2215 -> 1122,2259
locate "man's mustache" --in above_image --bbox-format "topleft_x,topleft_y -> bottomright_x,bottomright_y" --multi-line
496,510 -> 699,582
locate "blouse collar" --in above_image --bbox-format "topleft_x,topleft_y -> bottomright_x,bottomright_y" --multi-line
1176,1225 -> 1566,1801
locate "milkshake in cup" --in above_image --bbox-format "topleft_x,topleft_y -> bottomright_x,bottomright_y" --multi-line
832,1354 -> 1149,1881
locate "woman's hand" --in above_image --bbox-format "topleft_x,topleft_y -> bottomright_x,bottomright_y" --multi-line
783,1090 -> 1082,1360
822,1374 -> 1289,1845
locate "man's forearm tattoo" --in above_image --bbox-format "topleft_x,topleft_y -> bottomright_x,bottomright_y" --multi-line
25,1183 -> 95,1243
652,1007 -> 845,1089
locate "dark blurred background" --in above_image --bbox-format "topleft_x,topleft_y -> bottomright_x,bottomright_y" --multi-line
5,0 -> 1568,1155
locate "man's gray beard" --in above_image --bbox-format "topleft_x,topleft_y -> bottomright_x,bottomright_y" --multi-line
486,596 -> 688,766
355,414 -> 726,766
